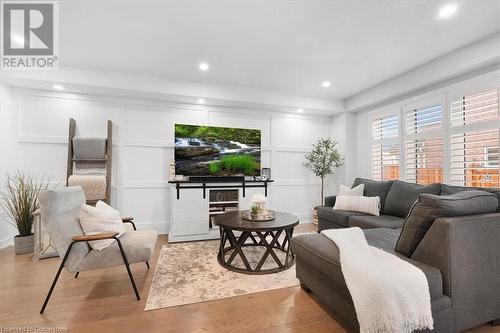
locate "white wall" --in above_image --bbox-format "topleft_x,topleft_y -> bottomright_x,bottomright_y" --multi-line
345,32 -> 500,113
0,82 -> 17,247
0,87 -> 333,245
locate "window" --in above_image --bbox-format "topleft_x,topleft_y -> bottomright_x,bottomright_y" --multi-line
450,89 -> 499,127
449,88 -> 500,188
372,114 -> 400,181
405,104 -> 444,184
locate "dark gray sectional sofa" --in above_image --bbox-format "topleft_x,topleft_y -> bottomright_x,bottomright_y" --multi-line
291,178 -> 500,333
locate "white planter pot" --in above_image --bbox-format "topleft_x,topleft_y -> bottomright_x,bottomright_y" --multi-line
14,234 -> 34,254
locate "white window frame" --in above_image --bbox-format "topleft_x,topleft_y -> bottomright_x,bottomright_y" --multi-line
370,106 -> 401,181
369,70 -> 500,187
402,95 -> 446,185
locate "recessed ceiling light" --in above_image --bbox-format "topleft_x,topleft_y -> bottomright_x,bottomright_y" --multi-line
198,62 -> 210,71
297,108 -> 304,113
322,81 -> 331,88
53,84 -> 64,90
438,4 -> 457,19
197,98 -> 205,104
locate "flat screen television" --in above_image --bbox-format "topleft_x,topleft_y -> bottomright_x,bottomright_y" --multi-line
174,124 -> 261,177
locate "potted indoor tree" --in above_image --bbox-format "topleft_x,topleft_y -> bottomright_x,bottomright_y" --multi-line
304,139 -> 344,222
0,172 -> 49,254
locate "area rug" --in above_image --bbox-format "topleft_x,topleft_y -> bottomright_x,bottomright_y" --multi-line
144,234 -> 305,310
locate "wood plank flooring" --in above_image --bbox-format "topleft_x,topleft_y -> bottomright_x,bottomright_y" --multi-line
0,223 -> 498,333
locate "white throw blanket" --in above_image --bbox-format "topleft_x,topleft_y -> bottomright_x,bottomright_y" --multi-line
322,227 -> 433,333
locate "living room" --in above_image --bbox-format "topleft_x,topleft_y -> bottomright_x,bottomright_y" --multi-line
0,1 -> 499,332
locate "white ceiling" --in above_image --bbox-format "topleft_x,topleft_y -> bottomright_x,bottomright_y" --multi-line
57,1 -> 499,100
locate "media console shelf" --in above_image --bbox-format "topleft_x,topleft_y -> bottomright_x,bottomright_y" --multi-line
168,179 -> 274,199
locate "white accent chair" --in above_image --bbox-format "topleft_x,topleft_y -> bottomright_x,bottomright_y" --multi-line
39,186 -> 157,313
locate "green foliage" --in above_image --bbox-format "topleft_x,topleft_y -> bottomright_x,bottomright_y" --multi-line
0,171 -> 50,237
304,138 -> 344,178
304,138 -> 344,205
220,155 -> 258,174
209,155 -> 258,175
209,162 -> 221,174
175,124 -> 261,144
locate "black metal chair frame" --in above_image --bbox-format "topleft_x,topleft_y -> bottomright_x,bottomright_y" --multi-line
40,234 -> 149,314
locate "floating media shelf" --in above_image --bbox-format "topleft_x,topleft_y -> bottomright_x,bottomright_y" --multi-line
168,179 -> 274,199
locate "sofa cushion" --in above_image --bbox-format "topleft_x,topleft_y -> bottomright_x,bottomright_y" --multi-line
316,206 -> 367,227
395,190 -> 499,257
441,184 -> 500,212
352,178 -> 394,213
291,229 -> 444,300
348,215 -> 404,229
384,181 -> 441,218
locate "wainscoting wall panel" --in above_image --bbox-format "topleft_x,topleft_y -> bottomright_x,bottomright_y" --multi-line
1,88 -> 333,237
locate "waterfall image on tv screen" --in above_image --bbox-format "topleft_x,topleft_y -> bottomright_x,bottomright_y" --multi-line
174,124 -> 261,176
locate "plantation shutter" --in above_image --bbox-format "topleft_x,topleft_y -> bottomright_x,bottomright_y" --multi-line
405,104 -> 444,184
449,88 -> 500,187
372,114 -> 400,181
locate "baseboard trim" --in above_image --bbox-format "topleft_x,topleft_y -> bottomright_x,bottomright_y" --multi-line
0,237 -> 13,249
137,221 -> 170,235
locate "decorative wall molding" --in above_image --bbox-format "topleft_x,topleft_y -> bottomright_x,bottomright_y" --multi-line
273,179 -> 320,186
122,140 -> 173,148
18,135 -> 67,145
274,146 -> 312,153
122,181 -> 170,189
2,86 -> 330,241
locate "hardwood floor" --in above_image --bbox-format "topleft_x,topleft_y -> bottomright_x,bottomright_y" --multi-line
0,223 -> 498,333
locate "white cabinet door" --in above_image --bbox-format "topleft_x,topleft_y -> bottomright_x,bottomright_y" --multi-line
171,188 -> 209,236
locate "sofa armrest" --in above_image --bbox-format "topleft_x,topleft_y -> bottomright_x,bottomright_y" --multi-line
411,213 -> 500,331
324,195 -> 337,207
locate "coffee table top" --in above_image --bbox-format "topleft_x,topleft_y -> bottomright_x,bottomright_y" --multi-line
214,210 -> 299,231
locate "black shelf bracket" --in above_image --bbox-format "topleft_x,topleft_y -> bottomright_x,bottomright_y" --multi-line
169,180 -> 273,200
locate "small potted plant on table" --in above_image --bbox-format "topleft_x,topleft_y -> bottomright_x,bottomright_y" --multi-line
0,172 -> 49,254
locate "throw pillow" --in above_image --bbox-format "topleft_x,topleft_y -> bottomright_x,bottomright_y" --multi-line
395,190 -> 498,257
80,203 -> 127,251
339,184 -> 364,196
96,200 -> 121,216
333,195 -> 381,216
351,178 -> 394,213
384,181 -> 441,218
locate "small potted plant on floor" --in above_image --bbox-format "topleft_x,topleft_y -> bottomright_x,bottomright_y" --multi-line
304,138 -> 344,222
0,172 -> 49,254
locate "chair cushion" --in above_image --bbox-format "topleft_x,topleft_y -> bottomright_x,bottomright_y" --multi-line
316,206 -> 367,227
352,178 -> 394,213
348,215 -> 404,229
76,229 -> 157,272
395,190 -> 498,257
291,229 -> 444,300
441,184 -> 500,212
384,181 -> 441,218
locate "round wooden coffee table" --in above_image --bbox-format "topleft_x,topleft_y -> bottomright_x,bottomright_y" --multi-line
214,210 -> 299,275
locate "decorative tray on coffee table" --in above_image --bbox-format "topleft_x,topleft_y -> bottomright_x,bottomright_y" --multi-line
241,209 -> 275,222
